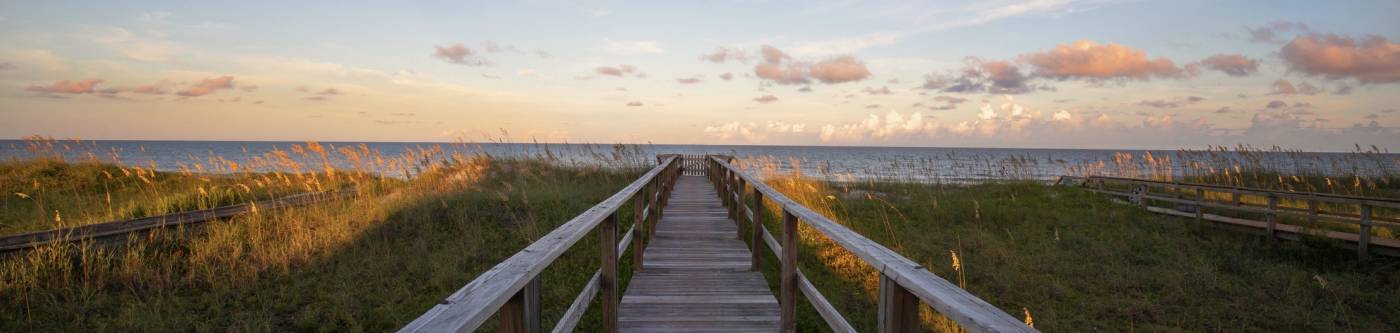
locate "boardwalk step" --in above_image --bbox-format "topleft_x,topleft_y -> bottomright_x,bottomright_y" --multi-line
620,176 -> 779,332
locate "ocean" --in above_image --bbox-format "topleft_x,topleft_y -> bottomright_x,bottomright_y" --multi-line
2,140 -> 1396,183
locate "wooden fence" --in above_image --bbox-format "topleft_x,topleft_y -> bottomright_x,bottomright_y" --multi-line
1057,175 -> 1400,259
398,155 -> 681,333
673,153 -> 711,176
0,188 -> 354,253
706,155 -> 1035,333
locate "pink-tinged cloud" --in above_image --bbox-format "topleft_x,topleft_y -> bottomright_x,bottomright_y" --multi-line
176,76 -> 235,97
753,45 -> 870,85
719,72 -> 733,80
676,77 -> 701,84
1270,79 -> 1322,95
760,45 -> 790,64
863,86 -> 892,95
595,65 -> 637,77
1194,54 -> 1259,77
128,84 -> 167,95
1280,34 -> 1400,84
317,88 -> 342,95
626,101 -> 643,107
979,60 -> 1031,92
25,79 -> 103,94
808,56 -> 870,84
240,85 -> 258,92
700,47 -> 748,63
753,94 -> 778,104
434,43 -> 488,66
923,59 -> 1035,94
1022,40 -> 1184,80
755,62 -> 810,84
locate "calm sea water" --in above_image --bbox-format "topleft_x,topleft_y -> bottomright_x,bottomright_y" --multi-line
2,140 -> 1396,183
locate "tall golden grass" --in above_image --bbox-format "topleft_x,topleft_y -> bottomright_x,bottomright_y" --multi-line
2,135 -> 650,330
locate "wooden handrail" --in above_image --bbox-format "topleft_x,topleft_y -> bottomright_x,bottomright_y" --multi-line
1058,176 -> 1399,226
707,156 -> 1035,333
1068,175 -> 1400,209
1058,175 -> 1396,259
399,156 -> 681,333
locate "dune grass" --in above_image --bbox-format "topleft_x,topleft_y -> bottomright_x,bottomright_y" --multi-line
5,138 -> 1397,332
741,171 -> 1400,332
0,154 -> 647,332
0,159 -> 334,235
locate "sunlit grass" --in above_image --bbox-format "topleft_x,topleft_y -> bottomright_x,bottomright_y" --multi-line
737,159 -> 1400,332
0,136 -> 651,331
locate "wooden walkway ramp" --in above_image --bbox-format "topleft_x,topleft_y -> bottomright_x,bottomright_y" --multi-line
620,176 -> 779,332
401,154 -> 1035,333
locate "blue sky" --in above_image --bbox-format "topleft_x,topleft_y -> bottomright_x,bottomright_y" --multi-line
1,0 -> 1398,151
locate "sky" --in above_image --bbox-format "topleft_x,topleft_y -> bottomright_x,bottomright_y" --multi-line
1,0 -> 1398,151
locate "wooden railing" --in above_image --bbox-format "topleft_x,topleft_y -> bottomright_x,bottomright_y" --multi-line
677,153 -> 708,176
399,156 -> 681,333
1057,175 -> 1400,259
0,188 -> 354,253
706,155 -> 1035,333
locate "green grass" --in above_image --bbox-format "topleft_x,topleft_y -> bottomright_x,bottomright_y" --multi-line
1,157 -> 647,332
741,175 -> 1400,332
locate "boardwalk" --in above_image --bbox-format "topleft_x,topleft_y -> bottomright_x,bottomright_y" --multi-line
619,176 -> 780,332
401,155 -> 1033,333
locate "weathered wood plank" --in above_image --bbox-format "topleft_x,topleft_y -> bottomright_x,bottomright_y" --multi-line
618,176 -> 779,332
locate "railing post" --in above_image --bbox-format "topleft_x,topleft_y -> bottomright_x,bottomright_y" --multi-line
779,210 -> 798,333
736,177 -> 747,240
497,276 -> 542,333
599,212 -> 619,333
730,172 -> 739,214
1307,199 -> 1319,226
878,274 -> 919,333
633,190 -> 645,272
1194,188 -> 1205,223
1359,204 -> 1372,260
1265,195 -> 1278,241
751,188 -> 764,271
647,180 -> 659,243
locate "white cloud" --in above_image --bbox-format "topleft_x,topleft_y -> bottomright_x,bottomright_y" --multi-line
820,110 -> 939,143
704,121 -> 808,142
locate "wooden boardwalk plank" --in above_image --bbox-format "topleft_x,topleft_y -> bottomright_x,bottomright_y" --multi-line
620,176 -> 779,333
